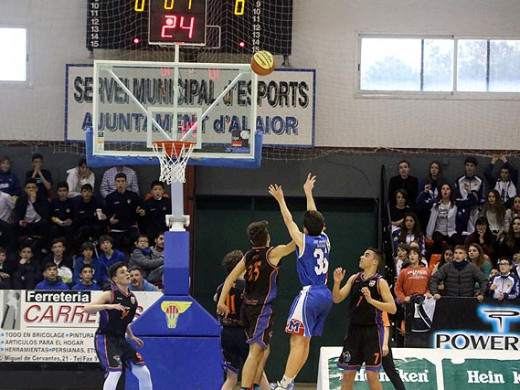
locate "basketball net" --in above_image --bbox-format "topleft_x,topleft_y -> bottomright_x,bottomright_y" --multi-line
152,141 -> 195,185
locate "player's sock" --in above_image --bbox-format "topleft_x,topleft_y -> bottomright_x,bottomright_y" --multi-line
103,371 -> 122,390
130,363 -> 152,390
280,375 -> 295,387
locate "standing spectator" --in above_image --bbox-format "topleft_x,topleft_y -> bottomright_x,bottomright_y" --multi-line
417,160 -> 448,231
73,241 -> 106,286
388,160 -> 419,207
392,212 -> 426,258
72,264 -> 102,291
432,245 -> 454,274
12,243 -> 41,289
98,235 -> 127,271
43,238 -> 74,286
484,155 -> 518,209
142,180 -> 171,241
35,263 -> 69,290
389,189 -> 410,234
0,247 -> 15,289
25,153 -> 53,200
486,258 -> 520,300
49,182 -> 75,247
508,195 -> 520,218
394,243 -> 410,278
480,189 -> 510,240
455,156 -> 485,235
464,217 -> 496,261
100,165 -> 139,198
467,243 -> 493,281
66,157 -> 95,198
394,247 -> 432,305
73,183 -> 105,249
0,156 -> 21,197
0,189 -> 16,252
498,216 -> 520,261
104,173 -> 144,251
128,266 -> 158,292
429,245 -> 487,300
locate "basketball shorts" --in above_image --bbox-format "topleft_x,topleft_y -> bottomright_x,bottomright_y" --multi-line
337,324 -> 384,371
221,326 -> 249,374
241,303 -> 274,350
285,285 -> 332,337
95,334 -> 145,372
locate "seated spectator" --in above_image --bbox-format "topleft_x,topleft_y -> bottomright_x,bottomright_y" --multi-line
104,173 -> 143,252
73,184 -> 105,250
12,243 -> 41,289
424,183 -> 477,254
98,234 -> 127,272
0,247 -> 15,289
455,156 -> 485,235
49,182 -> 75,247
480,189 -> 510,240
73,241 -> 106,286
431,245 -> 454,275
508,195 -> 520,219
129,234 -> 164,283
486,257 -> 520,301
25,153 -> 53,200
100,165 -> 139,198
464,217 -> 496,261
43,238 -> 74,286
71,264 -> 102,291
128,266 -> 158,292
408,240 -> 429,267
392,212 -> 426,258
417,160 -> 448,231
35,263 -> 69,290
484,155 -> 518,209
429,245 -> 487,301
0,156 -> 21,197
388,160 -> 419,207
142,180 -> 171,241
498,216 -> 520,262
394,243 -> 410,278
467,242 -> 493,281
394,246 -> 432,305
14,179 -> 50,252
0,189 -> 16,252
66,157 -> 95,198
389,189 -> 410,234
147,232 -> 164,284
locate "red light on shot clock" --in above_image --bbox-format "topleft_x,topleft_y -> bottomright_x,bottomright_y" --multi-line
133,37 -> 140,44
239,41 -> 246,48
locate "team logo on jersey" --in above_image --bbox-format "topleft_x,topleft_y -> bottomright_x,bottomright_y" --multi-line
286,319 -> 305,336
130,296 -> 136,305
161,301 -> 192,329
369,280 -> 376,287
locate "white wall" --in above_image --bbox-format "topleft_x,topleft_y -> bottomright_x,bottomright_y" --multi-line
1,0 -> 520,149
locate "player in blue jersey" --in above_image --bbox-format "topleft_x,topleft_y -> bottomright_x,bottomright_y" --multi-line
83,262 -> 153,390
268,174 -> 333,390
333,248 -> 396,390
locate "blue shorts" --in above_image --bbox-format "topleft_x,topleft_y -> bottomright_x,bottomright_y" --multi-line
285,285 -> 332,338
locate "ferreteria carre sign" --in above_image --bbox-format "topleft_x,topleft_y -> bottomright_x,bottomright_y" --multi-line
318,347 -> 520,390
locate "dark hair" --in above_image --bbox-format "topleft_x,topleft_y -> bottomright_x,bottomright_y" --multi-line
99,235 -> 113,245
436,183 -> 456,207
80,264 -> 94,272
51,237 -> 66,247
115,172 -> 127,181
247,221 -> 269,246
155,231 -> 165,239
506,216 -> 520,249
408,246 -> 421,257
25,178 -> 37,186
108,262 -> 128,281
398,212 -> 423,243
303,210 -> 325,236
427,160 -> 444,184
0,247 -> 6,255
394,188 -> 408,201
77,157 -> 87,167
80,241 -> 95,252
454,244 -> 467,253
43,262 -> 57,271
128,265 -> 143,274
150,180 -> 165,189
498,257 -> 513,266
56,181 -> 69,191
221,250 -> 244,274
398,160 -> 410,168
367,247 -> 383,263
482,189 -> 506,225
464,156 -> 478,166
31,153 -> 43,162
438,245 -> 454,268
81,183 -> 93,192
0,156 -> 10,164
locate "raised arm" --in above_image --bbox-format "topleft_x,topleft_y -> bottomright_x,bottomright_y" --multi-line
268,184 -> 304,248
216,259 -> 246,317
268,240 -> 296,266
332,268 -> 355,303
83,290 -> 123,314
303,173 -> 317,211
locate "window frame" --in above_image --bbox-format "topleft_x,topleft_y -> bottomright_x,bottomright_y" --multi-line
0,24 -> 31,87
356,33 -> 520,100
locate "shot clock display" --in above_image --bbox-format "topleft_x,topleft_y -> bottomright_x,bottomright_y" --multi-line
87,0 -> 292,54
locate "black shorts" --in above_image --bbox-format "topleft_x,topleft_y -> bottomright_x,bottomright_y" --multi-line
241,303 -> 274,350
95,334 -> 145,372
221,326 -> 249,374
337,325 -> 383,371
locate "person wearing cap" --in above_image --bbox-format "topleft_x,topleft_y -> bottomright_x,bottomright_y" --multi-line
25,153 -> 53,200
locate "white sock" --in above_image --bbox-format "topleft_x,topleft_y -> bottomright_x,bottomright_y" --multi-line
103,371 -> 122,390
281,375 -> 295,387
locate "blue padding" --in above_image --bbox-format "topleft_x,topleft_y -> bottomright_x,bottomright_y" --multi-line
125,337 -> 223,390
130,295 -> 221,337
85,128 -> 262,168
163,231 -> 190,295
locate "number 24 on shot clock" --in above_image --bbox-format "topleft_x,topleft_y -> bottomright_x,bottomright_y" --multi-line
147,0 -> 207,45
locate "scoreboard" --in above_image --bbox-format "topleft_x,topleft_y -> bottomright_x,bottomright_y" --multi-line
87,0 -> 293,55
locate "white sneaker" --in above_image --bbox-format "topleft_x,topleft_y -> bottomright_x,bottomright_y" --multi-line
272,381 -> 295,390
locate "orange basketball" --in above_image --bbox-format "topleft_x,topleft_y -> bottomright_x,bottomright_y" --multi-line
250,51 -> 275,76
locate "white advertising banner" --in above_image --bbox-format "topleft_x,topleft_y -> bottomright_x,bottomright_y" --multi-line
0,290 -> 162,363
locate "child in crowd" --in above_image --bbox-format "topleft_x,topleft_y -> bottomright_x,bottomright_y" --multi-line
0,155 -> 21,197
44,238 -> 74,286
72,264 -> 102,291
35,263 -> 69,290
142,180 -> 171,242
98,234 -> 127,271
12,243 -> 41,289
73,241 -> 106,286
129,234 -> 164,282
0,247 -> 15,289
394,243 -> 410,277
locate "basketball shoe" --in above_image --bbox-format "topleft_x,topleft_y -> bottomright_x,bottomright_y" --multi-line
271,381 -> 295,390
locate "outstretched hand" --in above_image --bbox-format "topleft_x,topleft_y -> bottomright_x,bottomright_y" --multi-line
303,173 -> 316,193
268,184 -> 284,202
333,267 -> 346,283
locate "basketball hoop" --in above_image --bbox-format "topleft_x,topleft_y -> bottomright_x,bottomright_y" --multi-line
152,141 -> 195,184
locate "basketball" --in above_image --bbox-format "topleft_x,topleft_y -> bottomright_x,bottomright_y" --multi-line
250,50 -> 275,76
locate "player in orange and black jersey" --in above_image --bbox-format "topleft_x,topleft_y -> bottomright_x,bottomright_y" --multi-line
217,221 -> 295,390
332,248 -> 397,390
83,262 -> 152,390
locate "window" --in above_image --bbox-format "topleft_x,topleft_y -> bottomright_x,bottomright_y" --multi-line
359,35 -> 520,95
0,27 -> 27,82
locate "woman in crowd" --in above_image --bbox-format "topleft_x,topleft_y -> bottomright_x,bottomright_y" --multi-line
480,189 -> 510,241
498,216 -> 520,261
467,243 -> 493,280
464,217 -> 496,261
393,212 -> 425,258
416,160 -> 448,232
